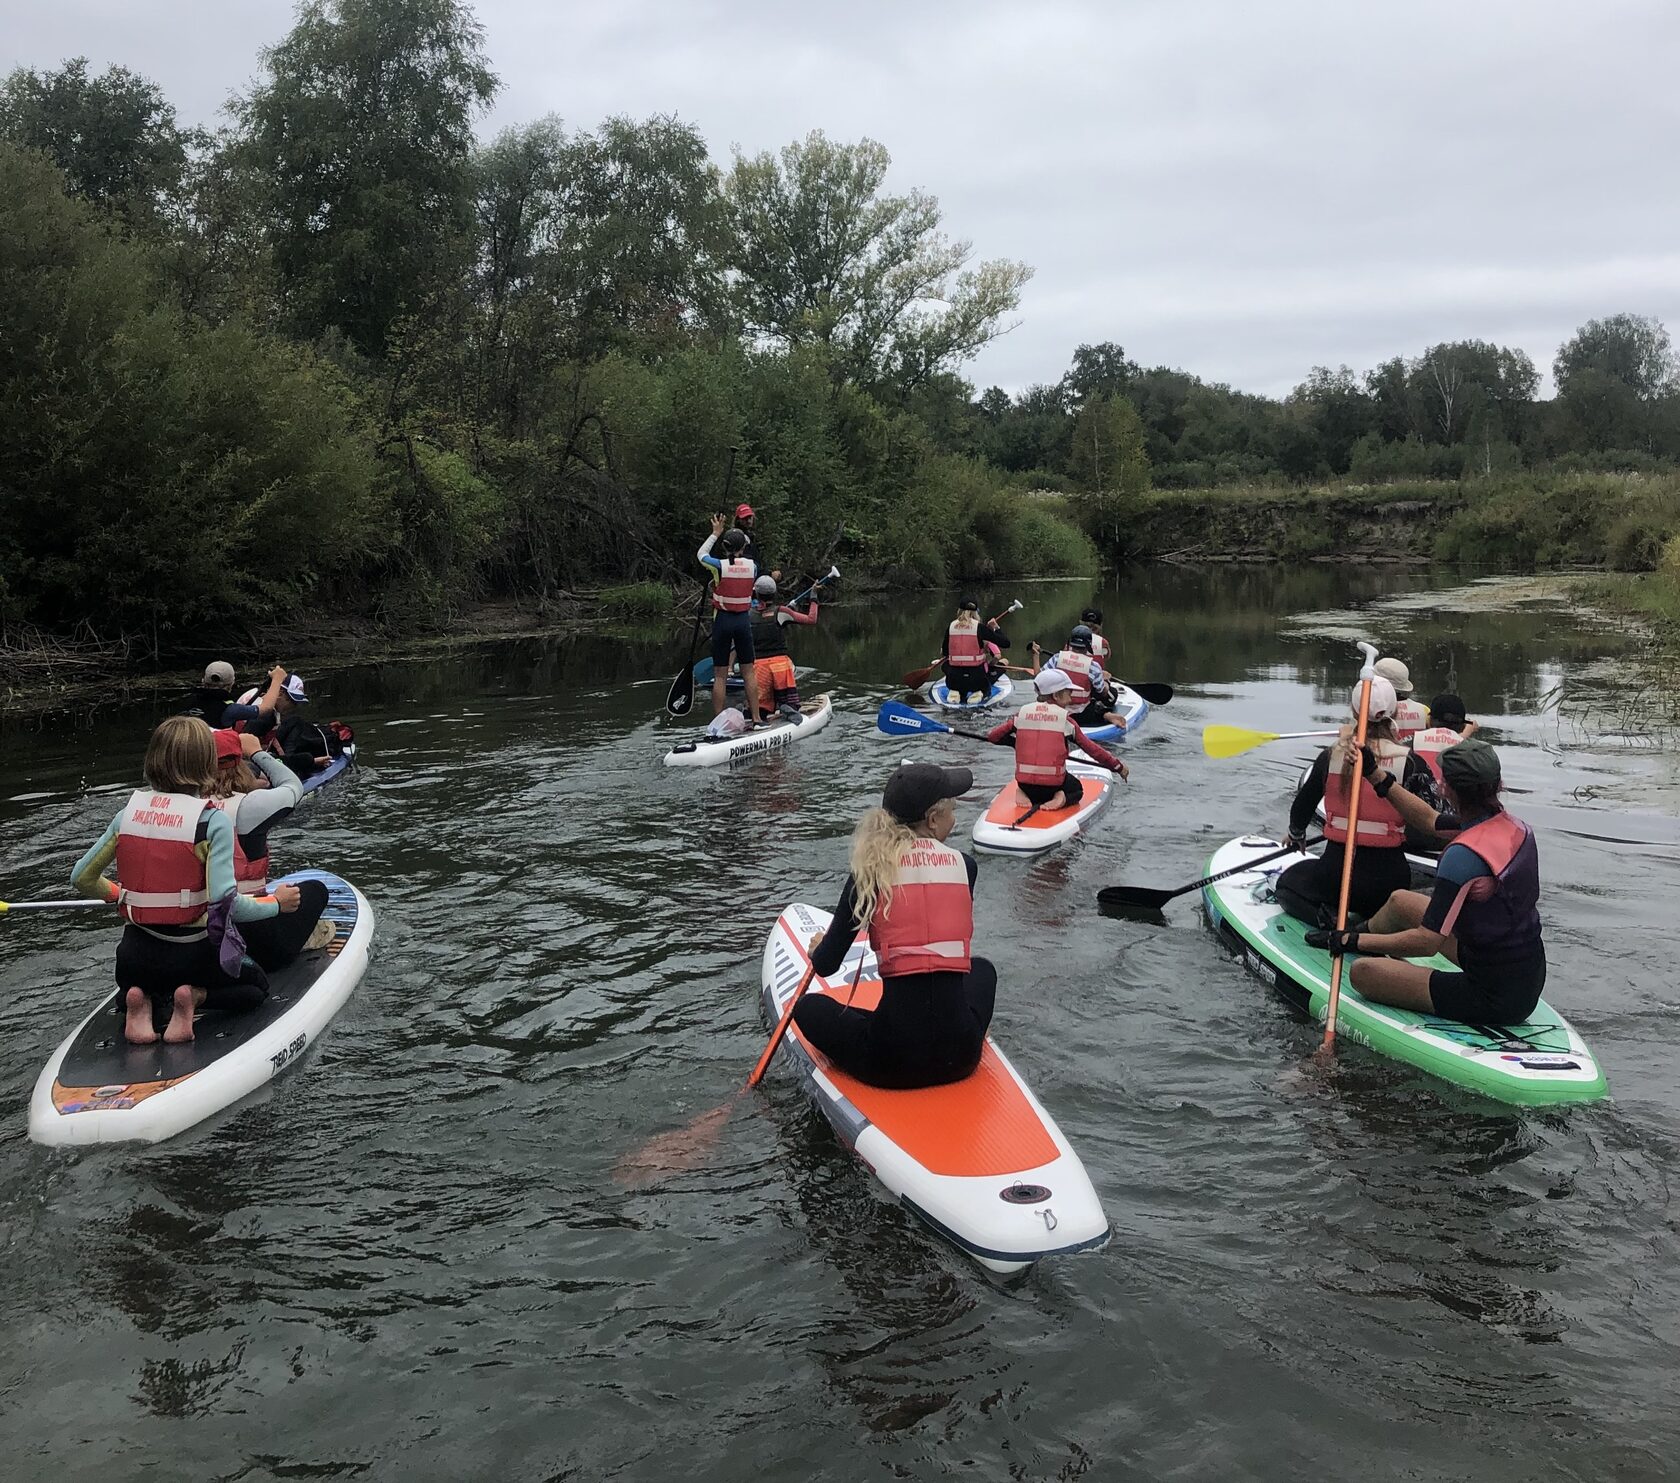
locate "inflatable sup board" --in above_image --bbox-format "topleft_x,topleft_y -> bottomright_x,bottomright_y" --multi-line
1073,683 -> 1149,746
972,760 -> 1116,855
664,693 -> 833,768
930,674 -> 1012,711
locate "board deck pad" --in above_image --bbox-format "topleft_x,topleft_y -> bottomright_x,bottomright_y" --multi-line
930,674 -> 1012,710
1201,837 -> 1606,1105
50,874 -> 362,1113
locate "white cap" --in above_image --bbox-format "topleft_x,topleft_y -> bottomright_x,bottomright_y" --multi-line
1035,668 -> 1074,696
1352,677 -> 1397,720
283,674 -> 309,704
1373,657 -> 1412,695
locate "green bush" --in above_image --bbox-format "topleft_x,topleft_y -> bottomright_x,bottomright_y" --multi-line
598,581 -> 672,617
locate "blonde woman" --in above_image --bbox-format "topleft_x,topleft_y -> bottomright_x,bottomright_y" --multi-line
938,598 -> 992,703
72,717 -> 300,1045
796,764 -> 995,1088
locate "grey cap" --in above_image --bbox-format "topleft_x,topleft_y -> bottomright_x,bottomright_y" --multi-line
201,660 -> 236,688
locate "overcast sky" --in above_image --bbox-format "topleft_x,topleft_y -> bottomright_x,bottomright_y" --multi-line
8,0 -> 1678,396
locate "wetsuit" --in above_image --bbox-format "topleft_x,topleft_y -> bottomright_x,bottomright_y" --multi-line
793,853 -> 996,1089
1277,741 -> 1435,923
220,754 -> 328,970
72,801 -> 279,1031
274,712 -> 331,779
1420,807 -> 1547,1024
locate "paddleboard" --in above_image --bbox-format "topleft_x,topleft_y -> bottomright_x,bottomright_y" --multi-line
1073,683 -> 1150,746
300,744 -> 355,795
28,870 -> 375,1146
761,904 -> 1109,1274
972,760 -> 1116,855
663,693 -> 833,768
930,674 -> 1012,711
1201,836 -> 1607,1106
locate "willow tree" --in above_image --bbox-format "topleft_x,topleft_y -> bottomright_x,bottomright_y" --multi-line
725,131 -> 1030,397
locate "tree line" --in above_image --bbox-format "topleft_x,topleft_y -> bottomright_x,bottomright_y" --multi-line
3,0 -> 1676,649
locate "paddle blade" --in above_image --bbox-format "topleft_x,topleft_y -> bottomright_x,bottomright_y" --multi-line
692,655 -> 715,686
877,699 -> 951,737
665,666 -> 697,717
1203,724 -> 1279,759
1096,885 -> 1175,918
614,1093 -> 743,1187
1129,682 -> 1175,705
901,663 -> 936,689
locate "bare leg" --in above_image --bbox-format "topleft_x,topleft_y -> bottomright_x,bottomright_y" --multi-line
710,672 -> 727,716
124,986 -> 158,1045
743,662 -> 761,726
1350,957 -> 1438,1012
1368,889 -> 1431,933
162,985 -> 202,1044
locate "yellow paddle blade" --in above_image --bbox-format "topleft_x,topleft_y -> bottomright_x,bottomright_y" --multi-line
1202,724 -> 1281,759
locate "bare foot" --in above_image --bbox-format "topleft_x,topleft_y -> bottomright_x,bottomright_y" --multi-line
162,985 -> 197,1043
124,987 -> 159,1045
1048,792 -> 1068,811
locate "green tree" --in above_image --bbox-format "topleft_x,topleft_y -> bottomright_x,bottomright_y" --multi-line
725,130 -> 1030,395
1067,396 -> 1150,554
237,0 -> 497,357
0,57 -> 191,227
1288,365 -> 1374,474
1554,314 -> 1677,400
1060,341 -> 1139,407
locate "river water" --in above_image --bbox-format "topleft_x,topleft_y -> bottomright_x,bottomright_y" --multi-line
2,566 -> 1677,1481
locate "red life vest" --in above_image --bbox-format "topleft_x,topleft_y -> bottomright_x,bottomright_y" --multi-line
946,621 -> 984,666
868,837 -> 973,977
1052,650 -> 1096,704
1322,735 -> 1408,848
712,558 -> 756,613
1410,725 -> 1463,784
1013,700 -> 1075,785
1091,634 -> 1111,663
1438,811 -> 1542,952
1392,698 -> 1429,741
114,789 -> 212,925
208,798 -> 270,895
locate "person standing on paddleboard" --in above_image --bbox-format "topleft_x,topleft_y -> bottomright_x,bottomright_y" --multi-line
987,669 -> 1127,812
1276,677 -> 1434,925
797,764 -> 995,1089
698,515 -> 762,724
70,717 -> 301,1045
1304,738 -> 1548,1027
747,575 -> 818,723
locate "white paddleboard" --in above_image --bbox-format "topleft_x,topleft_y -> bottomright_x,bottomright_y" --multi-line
971,761 -> 1116,855
663,693 -> 833,768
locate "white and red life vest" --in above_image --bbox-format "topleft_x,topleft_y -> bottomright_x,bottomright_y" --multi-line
946,621 -> 985,667
1012,700 -> 1075,785
208,798 -> 270,895
1392,698 -> 1429,742
1052,650 -> 1096,704
1323,734 -> 1409,848
712,558 -> 756,613
869,837 -> 974,977
1410,725 -> 1463,784
1091,633 -> 1111,663
113,790 -> 211,925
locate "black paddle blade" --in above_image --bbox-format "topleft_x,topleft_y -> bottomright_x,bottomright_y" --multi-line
1096,887 -> 1170,923
666,668 -> 696,717
1130,682 -> 1174,706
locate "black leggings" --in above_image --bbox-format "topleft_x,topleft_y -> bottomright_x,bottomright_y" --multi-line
1018,775 -> 1084,808
1275,842 -> 1412,925
239,879 -> 327,971
943,663 -> 991,700
792,959 -> 997,1090
114,923 -> 269,1029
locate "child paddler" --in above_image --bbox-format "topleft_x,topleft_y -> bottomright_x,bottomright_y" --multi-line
748,575 -> 818,723
798,764 -> 995,1088
71,717 -> 302,1044
986,669 -> 1127,813
1305,738 -> 1548,1027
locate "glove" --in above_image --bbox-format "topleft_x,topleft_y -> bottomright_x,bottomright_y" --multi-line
1284,831 -> 1306,851
1358,745 -> 1395,797
1304,926 -> 1361,956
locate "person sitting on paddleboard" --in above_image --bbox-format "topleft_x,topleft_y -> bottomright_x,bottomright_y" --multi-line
1305,738 -> 1547,1027
937,598 -> 993,702
1030,625 -> 1130,733
1081,608 -> 1112,665
1375,656 -> 1429,742
70,717 -> 301,1045
265,673 -> 334,779
987,669 -> 1127,813
698,515 -> 762,724
208,729 -> 336,968
748,575 -> 818,723
181,660 -> 286,731
1406,693 -> 1477,844
1277,678 -> 1435,926
798,763 -> 994,1089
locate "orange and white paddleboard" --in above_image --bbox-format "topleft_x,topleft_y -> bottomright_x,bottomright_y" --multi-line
760,904 -> 1109,1275
971,761 -> 1115,855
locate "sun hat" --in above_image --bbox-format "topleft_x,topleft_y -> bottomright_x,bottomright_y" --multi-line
1374,657 -> 1412,696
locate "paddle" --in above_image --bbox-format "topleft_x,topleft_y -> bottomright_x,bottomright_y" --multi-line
1097,836 -> 1324,918
665,446 -> 739,718
1322,642 -> 1378,1051
748,962 -> 817,1087
902,599 -> 1023,689
1120,681 -> 1175,706
876,699 -> 999,745
789,564 -> 840,607
0,898 -> 110,914
1204,724 -> 1340,760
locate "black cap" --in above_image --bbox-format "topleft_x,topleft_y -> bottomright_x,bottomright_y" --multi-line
1440,737 -> 1501,790
881,763 -> 973,825
1081,608 -> 1103,625
958,596 -> 979,612
1069,623 -> 1093,651
721,528 -> 748,553
1428,692 -> 1467,726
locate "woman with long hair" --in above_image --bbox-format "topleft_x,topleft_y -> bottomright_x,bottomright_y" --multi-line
938,598 -> 993,703
71,716 -> 301,1045
795,764 -> 996,1089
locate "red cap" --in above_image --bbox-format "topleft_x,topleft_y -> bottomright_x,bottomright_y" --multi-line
735,503 -> 754,520
213,728 -> 242,762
